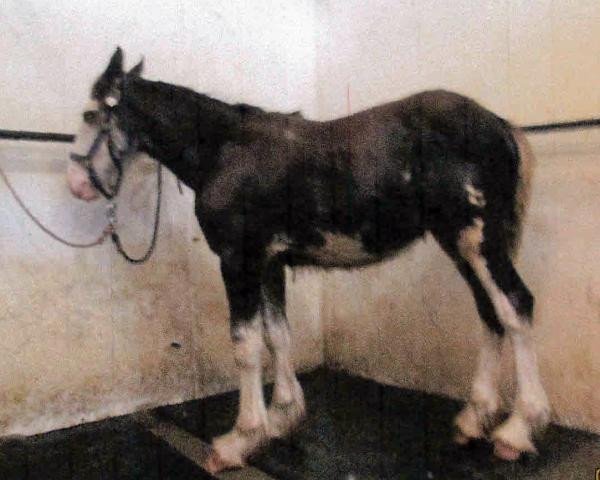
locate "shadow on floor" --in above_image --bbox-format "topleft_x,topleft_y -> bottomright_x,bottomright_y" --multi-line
1,368 -> 598,480
0,416 -> 212,480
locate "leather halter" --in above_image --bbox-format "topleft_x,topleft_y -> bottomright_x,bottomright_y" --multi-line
69,107 -> 128,200
68,103 -> 162,264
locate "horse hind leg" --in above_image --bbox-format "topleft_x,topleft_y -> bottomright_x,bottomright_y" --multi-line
454,327 -> 503,445
492,327 -> 550,460
433,233 -> 504,445
455,218 -> 550,460
261,260 -> 305,438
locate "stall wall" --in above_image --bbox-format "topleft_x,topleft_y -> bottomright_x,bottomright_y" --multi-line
2,0 -> 599,439
316,0 -> 600,433
0,0 -> 322,436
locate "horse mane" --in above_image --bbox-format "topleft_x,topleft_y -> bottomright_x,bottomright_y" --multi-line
234,102 -> 303,120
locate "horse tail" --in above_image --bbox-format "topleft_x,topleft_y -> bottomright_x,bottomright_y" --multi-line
506,126 -> 536,256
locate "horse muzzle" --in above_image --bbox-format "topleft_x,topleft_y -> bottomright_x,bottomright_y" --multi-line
67,161 -> 100,201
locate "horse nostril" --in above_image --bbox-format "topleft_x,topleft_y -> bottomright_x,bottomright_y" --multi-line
69,181 -> 98,201
81,188 -> 100,201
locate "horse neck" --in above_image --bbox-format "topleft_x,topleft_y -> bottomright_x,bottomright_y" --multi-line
122,78 -> 243,190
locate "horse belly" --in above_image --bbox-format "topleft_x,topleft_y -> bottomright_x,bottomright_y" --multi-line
303,232 -> 381,267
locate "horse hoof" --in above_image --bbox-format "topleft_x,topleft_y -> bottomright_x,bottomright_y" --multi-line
268,401 -> 305,439
454,406 -> 488,449
204,450 -> 227,475
205,445 -> 246,473
205,448 -> 236,474
493,439 -> 522,461
205,429 -> 254,473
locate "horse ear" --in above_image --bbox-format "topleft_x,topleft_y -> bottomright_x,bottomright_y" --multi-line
92,47 -> 124,99
105,46 -> 124,79
128,57 -> 144,77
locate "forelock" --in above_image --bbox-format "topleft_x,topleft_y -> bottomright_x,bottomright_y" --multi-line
92,76 -> 112,101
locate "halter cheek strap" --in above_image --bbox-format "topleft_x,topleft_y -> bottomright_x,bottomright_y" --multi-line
69,117 -> 126,200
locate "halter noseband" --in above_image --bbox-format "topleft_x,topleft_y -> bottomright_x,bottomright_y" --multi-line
69,107 -> 127,200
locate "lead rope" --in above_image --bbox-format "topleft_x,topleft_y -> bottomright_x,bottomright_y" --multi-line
109,163 -> 162,264
0,161 -> 162,264
0,164 -> 111,247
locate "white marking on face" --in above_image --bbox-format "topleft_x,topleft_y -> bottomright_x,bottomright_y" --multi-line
67,100 -> 105,201
109,116 -> 129,151
105,94 -> 119,108
67,162 -> 99,201
67,100 -> 133,201
465,183 -> 486,207
402,171 -> 412,182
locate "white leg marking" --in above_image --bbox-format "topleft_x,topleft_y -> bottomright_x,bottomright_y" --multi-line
511,330 -> 549,425
457,218 -> 549,458
458,218 -> 520,330
492,328 -> 550,456
263,305 -> 305,438
466,263 -> 550,451
233,319 -> 268,432
455,331 -> 502,441
208,317 -> 269,472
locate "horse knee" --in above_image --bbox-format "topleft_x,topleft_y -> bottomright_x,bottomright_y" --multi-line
231,321 -> 264,370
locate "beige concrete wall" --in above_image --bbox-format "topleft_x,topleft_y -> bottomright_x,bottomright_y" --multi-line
2,0 -> 599,439
316,0 -> 600,433
0,0 -> 323,436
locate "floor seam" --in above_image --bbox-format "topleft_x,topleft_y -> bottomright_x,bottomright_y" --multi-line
138,413 -> 277,480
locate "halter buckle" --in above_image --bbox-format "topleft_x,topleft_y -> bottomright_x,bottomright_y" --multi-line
106,202 -> 117,226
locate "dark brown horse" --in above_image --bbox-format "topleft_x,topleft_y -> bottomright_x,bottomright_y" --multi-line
67,48 -> 549,472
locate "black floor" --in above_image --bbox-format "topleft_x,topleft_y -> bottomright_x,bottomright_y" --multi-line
1,368 -> 599,479
0,417 -> 212,480
160,368 -> 600,480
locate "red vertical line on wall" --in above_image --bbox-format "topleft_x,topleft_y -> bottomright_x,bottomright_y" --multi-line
346,83 -> 351,115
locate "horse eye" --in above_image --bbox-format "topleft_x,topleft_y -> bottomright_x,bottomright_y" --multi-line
83,110 -> 98,125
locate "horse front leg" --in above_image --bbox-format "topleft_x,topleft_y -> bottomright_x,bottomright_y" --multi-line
206,256 -> 270,473
261,260 -> 306,438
